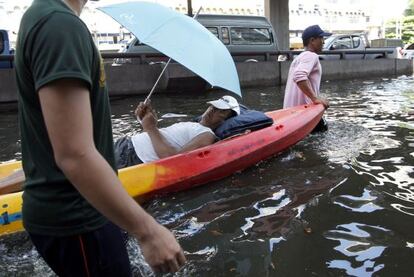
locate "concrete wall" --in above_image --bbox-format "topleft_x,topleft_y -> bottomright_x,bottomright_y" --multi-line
237,61 -> 281,87
0,59 -> 412,102
106,63 -> 168,96
279,59 -> 413,84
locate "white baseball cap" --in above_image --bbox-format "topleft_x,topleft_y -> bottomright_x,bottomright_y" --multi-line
207,95 -> 240,115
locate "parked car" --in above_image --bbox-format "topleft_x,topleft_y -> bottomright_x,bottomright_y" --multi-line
319,33 -> 399,60
116,14 -> 278,64
0,29 -> 14,69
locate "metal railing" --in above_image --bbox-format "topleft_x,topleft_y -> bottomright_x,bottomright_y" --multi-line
0,49 -> 397,64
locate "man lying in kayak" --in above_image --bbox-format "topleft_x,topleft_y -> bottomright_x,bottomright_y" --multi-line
0,96 -> 240,194
114,95 -> 241,168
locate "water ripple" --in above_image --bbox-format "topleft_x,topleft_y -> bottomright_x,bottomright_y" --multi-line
325,223 -> 389,277
333,188 -> 384,213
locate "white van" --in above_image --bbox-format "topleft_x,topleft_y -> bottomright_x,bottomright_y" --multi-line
118,14 -> 278,63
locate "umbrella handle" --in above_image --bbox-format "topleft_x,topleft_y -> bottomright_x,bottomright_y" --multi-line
143,6 -> 203,105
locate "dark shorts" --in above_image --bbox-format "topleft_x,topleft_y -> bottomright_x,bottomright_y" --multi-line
114,136 -> 143,169
29,222 -> 131,277
312,117 -> 328,133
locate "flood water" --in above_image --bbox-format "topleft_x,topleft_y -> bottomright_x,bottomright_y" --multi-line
1,76 -> 414,276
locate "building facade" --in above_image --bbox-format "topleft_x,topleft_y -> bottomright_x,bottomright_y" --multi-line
0,0 -> 405,50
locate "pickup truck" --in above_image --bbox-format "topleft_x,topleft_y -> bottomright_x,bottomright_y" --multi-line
319,33 -> 400,60
0,29 -> 14,68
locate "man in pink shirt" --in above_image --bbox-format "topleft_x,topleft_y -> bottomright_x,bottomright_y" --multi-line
284,25 -> 331,131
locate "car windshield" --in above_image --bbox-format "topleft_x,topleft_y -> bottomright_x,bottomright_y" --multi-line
405,43 -> 414,50
323,36 -> 336,49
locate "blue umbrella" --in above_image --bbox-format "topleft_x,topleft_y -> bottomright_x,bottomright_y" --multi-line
98,1 -> 241,97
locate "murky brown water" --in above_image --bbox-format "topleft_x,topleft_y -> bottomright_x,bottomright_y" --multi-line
1,75 -> 414,276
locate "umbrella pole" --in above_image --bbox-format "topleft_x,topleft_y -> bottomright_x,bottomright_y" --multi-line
143,6 -> 203,105
143,58 -> 171,104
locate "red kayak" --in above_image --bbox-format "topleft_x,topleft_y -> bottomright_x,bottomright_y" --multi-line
0,103 -> 324,235
120,103 -> 325,200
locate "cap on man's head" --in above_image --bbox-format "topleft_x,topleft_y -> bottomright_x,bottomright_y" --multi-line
302,25 -> 332,42
207,95 -> 240,115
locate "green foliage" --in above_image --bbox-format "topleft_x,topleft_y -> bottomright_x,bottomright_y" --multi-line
402,15 -> 414,44
385,13 -> 414,44
404,0 -> 414,16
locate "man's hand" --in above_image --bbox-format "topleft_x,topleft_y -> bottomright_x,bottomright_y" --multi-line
296,80 -> 329,109
135,101 -> 150,120
137,220 -> 186,273
135,101 -> 158,130
314,97 -> 329,109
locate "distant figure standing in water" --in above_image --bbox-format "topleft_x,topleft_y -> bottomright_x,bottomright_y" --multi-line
284,25 -> 331,131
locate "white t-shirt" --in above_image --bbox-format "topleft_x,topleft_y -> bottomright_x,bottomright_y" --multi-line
131,122 -> 215,163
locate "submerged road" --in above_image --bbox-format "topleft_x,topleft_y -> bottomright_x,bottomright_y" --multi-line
1,75 -> 414,276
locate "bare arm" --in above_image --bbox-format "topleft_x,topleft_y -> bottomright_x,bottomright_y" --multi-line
139,105 -> 178,158
39,79 -> 185,273
137,103 -> 215,158
296,80 -> 329,109
147,127 -> 215,158
180,132 -> 216,153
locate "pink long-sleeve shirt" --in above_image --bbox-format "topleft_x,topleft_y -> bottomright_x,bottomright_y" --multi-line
283,51 -> 322,108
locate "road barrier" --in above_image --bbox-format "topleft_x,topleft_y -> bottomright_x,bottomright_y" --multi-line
0,51 -> 412,103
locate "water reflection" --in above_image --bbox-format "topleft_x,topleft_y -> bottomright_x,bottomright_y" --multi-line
333,188 -> 384,213
325,223 -> 388,276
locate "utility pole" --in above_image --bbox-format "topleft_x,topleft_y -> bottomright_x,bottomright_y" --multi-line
187,0 -> 193,17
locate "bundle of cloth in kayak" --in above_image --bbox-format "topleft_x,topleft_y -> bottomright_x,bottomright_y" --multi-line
212,105 -> 274,139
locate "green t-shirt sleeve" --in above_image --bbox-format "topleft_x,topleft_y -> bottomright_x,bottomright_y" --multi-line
28,12 -> 93,91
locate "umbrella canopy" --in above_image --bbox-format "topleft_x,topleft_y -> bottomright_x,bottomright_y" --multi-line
98,1 -> 241,97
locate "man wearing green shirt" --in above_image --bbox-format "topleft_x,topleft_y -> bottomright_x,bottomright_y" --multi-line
15,0 -> 185,275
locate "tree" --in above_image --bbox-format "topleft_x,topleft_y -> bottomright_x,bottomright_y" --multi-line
405,0 -> 414,16
402,16 -> 414,43
385,0 -> 414,44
